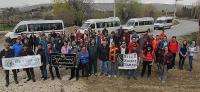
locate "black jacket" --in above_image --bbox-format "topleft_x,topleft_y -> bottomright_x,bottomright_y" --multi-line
36,48 -> 46,64
0,49 -> 14,66
98,45 -> 109,61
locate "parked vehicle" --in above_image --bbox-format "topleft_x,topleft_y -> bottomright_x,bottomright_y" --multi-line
5,20 -> 65,43
79,17 -> 121,33
154,16 -> 173,30
122,17 -> 154,33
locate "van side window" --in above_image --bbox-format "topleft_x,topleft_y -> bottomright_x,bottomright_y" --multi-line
139,21 -> 144,26
90,24 -> 95,29
96,23 -> 101,28
114,21 -> 120,27
167,19 -> 173,23
50,23 -> 63,30
135,22 -> 138,26
15,25 -> 27,33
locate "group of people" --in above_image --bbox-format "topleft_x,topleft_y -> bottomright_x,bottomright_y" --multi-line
0,28 -> 199,87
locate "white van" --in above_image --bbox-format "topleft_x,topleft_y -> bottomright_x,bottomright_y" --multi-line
154,16 -> 173,30
122,17 -> 154,33
5,20 -> 64,40
79,17 -> 121,33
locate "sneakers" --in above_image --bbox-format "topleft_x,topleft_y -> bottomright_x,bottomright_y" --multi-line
26,78 -> 31,81
161,80 -> 166,83
68,77 -> 73,80
32,79 -> 36,82
113,75 -> 117,78
108,75 -> 111,78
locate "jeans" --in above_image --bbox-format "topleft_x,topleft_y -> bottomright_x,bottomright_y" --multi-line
159,64 -> 167,81
40,64 -> 47,78
127,69 -> 135,78
89,58 -> 97,74
179,54 -> 186,70
189,56 -> 193,71
107,61 -> 118,76
99,60 -> 108,74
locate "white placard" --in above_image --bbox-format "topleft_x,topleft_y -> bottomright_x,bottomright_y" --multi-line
118,53 -> 138,69
2,55 -> 41,70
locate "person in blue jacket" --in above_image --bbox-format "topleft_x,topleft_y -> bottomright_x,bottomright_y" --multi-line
79,46 -> 89,79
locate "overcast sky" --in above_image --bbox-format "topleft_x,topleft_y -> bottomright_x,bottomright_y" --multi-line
0,0 -> 199,8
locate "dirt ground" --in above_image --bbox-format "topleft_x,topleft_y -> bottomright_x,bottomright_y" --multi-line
0,56 -> 200,92
0,31 -> 200,92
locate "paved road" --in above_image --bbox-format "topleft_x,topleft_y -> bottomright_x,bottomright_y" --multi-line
151,20 -> 199,38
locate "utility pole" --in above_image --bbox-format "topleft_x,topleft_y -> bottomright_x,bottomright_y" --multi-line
114,0 -> 116,17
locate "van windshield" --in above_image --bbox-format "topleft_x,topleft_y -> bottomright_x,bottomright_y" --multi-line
81,23 -> 90,29
126,21 -> 135,27
156,20 -> 166,23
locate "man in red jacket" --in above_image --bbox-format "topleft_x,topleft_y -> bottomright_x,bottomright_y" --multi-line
168,36 -> 179,68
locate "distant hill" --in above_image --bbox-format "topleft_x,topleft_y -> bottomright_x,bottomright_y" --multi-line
93,3 -> 193,12
0,3 -> 193,13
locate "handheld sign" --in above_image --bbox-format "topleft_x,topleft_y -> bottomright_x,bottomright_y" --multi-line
50,53 -> 77,68
2,55 -> 41,70
118,53 -> 138,69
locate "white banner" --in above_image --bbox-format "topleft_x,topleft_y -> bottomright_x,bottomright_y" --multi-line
118,53 -> 138,69
2,55 -> 41,70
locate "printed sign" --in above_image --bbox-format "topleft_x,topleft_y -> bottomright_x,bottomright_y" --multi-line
50,53 -> 77,68
2,55 -> 41,70
118,53 -> 138,69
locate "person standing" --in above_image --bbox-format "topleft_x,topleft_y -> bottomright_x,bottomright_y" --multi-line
179,40 -> 188,70
79,47 -> 89,79
141,44 -> 155,80
98,41 -> 109,76
22,46 -> 36,82
29,32 -> 37,52
88,38 -> 98,76
0,43 -> 18,87
159,47 -> 173,83
68,41 -> 80,80
36,44 -> 47,80
168,36 -> 179,68
128,41 -> 140,80
108,42 -> 119,78
188,40 -> 199,71
47,43 -> 61,80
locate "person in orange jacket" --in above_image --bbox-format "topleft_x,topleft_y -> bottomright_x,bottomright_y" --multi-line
141,43 -> 155,80
108,42 -> 119,78
159,29 -> 167,40
152,35 -> 161,51
168,36 -> 179,68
